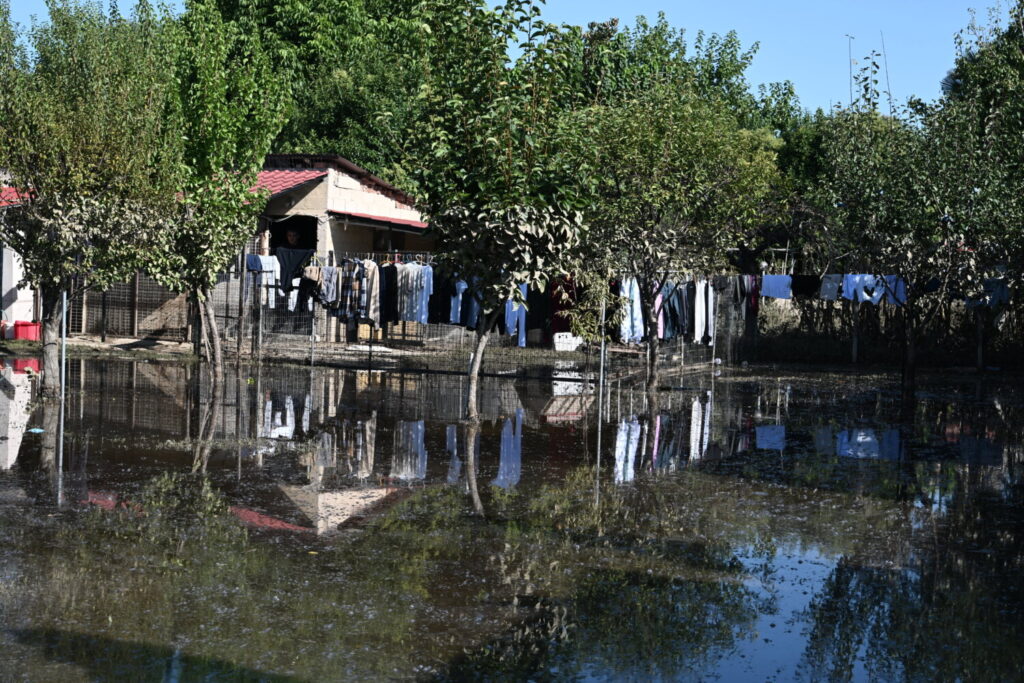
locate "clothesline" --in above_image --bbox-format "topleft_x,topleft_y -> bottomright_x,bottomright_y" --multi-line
759,272 -> 1011,308
247,249 -> 533,346
333,250 -> 434,265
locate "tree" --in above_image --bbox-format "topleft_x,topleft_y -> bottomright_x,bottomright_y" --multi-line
408,0 -> 585,423
812,54 -> 1012,410
0,0 -> 180,396
218,0 -> 430,188
143,0 -> 288,382
943,3 -> 1024,367
561,82 -> 779,407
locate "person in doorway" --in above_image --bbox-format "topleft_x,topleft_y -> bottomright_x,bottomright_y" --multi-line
274,227 -> 314,334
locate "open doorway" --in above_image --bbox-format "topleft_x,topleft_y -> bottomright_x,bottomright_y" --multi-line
269,215 -> 318,253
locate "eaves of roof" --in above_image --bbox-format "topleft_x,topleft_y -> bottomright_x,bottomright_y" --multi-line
328,209 -> 429,234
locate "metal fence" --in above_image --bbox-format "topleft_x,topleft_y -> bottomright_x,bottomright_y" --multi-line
227,264 -> 729,383
69,274 -> 189,341
65,256 -> 740,384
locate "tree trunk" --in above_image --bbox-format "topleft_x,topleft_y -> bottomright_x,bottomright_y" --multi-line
642,294 -> 661,417
204,287 -> 224,384
464,419 -> 485,516
40,286 -> 63,399
191,292 -> 203,358
466,310 -> 498,421
192,376 -> 224,474
39,396 -> 59,476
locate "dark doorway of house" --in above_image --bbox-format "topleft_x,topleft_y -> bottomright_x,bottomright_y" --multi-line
269,215 -> 317,253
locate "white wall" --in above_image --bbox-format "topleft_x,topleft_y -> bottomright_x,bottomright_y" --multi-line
326,169 -> 424,224
1,245 -> 36,337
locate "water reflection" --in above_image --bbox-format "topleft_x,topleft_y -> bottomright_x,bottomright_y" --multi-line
492,408 -> 523,490
0,361 -> 33,471
0,358 -> 1022,679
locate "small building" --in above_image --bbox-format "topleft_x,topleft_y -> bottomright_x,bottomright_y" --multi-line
0,186 -> 38,338
3,153 -> 432,342
254,154 -> 432,259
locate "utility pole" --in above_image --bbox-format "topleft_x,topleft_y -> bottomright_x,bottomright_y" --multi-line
845,34 -> 855,105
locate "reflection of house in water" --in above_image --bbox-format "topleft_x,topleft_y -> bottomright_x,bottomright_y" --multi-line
278,484 -> 406,535
541,362 -> 593,423
391,420 -> 427,481
23,358 -> 550,531
0,363 -> 33,470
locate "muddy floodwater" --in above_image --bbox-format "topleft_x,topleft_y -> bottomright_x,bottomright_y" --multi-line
1,358 -> 1022,681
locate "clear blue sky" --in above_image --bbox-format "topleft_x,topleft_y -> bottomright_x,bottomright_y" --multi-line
8,0 -> 1009,111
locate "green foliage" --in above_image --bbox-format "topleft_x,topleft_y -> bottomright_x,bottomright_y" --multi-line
409,0 -> 586,316
220,0 -> 430,187
560,13 -> 784,121
88,472 -> 246,564
558,80 -> 779,357
565,83 -> 779,277
941,2 -> 1024,281
812,53 -> 1012,309
0,0 -> 181,294
143,0 -> 288,299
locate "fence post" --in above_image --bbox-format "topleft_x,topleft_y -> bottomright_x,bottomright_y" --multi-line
254,283 -> 262,362
131,270 -> 141,337
100,290 -> 108,342
131,272 -> 140,338
237,247 -> 247,359
595,294 -> 607,493
309,308 -> 315,366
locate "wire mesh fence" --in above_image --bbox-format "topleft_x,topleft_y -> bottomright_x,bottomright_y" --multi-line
64,258 -> 739,385
69,274 -> 189,341
221,263 -> 729,383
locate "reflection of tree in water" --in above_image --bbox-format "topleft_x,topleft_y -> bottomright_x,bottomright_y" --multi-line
441,467 -> 763,680
2,473 -> 474,680
799,476 -> 1024,681
557,567 -> 759,679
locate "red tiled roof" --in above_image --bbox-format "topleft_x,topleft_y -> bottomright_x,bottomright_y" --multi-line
253,169 -> 327,197
0,186 -> 27,208
328,209 -> 428,232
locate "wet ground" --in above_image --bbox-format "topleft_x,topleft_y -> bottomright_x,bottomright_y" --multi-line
0,358 -> 1022,681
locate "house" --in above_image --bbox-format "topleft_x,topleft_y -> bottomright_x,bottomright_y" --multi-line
0,186 -> 38,338
0,153 -> 432,343
254,154 -> 432,259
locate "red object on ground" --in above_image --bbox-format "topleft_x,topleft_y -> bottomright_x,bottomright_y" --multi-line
230,506 -> 311,533
12,358 -> 40,374
13,321 -> 40,341
85,491 -> 119,510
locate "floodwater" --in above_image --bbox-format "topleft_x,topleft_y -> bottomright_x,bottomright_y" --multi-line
1,358 -> 1022,681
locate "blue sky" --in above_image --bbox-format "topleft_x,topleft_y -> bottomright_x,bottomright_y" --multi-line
8,0 -> 1009,111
